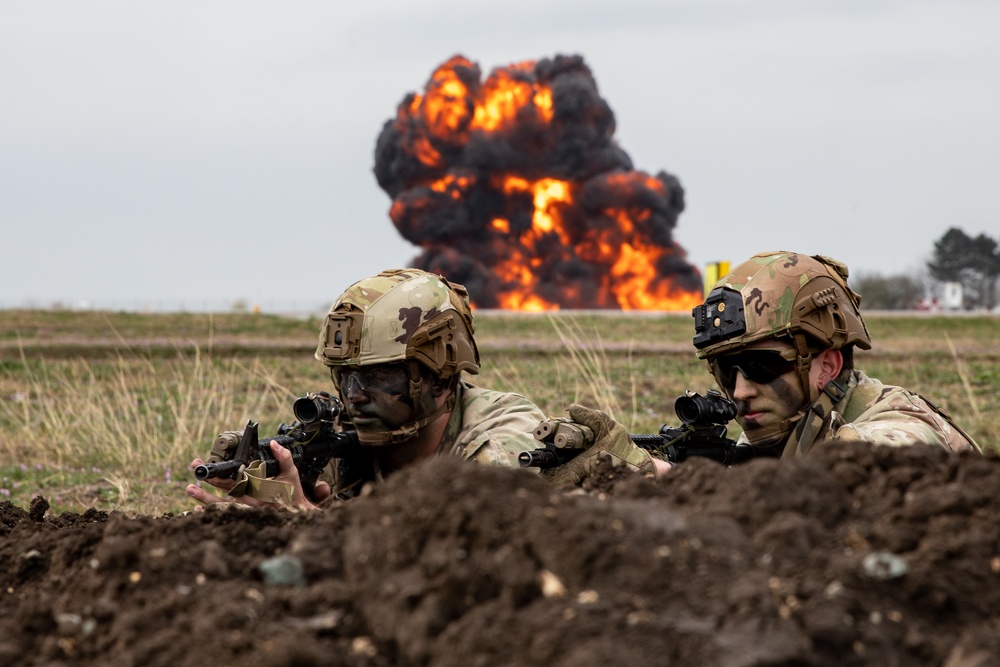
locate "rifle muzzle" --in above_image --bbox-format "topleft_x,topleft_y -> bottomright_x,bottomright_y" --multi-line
518,449 -> 559,468
193,459 -> 243,481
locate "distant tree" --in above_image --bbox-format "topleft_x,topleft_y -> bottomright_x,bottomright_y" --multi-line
854,272 -> 924,310
927,227 -> 1000,310
927,228 -> 972,283
969,233 -> 1000,310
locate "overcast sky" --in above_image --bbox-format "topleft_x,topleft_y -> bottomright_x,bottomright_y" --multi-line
3,0 -> 997,312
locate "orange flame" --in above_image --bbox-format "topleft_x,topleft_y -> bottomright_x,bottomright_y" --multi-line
473,63 -> 554,132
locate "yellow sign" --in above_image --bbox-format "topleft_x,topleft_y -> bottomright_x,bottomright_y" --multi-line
703,261 -> 730,296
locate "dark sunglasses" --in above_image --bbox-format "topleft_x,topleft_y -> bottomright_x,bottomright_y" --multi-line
712,350 -> 798,391
332,364 -> 409,396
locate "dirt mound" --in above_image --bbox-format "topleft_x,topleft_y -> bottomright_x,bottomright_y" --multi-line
2,441 -> 999,666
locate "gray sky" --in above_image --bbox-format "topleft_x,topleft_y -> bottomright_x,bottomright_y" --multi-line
3,0 -> 998,312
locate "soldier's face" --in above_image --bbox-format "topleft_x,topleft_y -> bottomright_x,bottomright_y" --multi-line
714,342 -> 807,430
333,363 -> 437,436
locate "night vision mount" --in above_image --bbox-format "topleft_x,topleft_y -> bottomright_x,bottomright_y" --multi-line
692,287 -> 746,349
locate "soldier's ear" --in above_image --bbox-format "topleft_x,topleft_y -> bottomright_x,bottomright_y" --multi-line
815,349 -> 844,390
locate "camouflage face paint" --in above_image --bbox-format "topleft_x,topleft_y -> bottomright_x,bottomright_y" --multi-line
336,363 -> 441,444
732,371 -> 807,431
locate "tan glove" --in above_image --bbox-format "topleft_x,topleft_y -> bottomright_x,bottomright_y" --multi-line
540,404 -> 656,487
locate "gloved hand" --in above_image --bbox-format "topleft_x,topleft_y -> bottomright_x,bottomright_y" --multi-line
540,404 -> 657,487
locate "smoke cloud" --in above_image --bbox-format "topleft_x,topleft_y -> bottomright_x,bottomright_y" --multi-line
374,54 -> 702,310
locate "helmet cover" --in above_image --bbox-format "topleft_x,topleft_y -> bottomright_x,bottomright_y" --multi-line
693,250 -> 871,359
316,268 -> 480,378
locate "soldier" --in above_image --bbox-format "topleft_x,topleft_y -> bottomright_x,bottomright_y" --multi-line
188,268 -> 551,510
690,250 -> 981,458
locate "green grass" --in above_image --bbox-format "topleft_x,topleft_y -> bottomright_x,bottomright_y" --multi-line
1,309 -> 997,515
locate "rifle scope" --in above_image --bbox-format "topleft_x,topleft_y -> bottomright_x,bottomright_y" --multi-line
292,392 -> 342,424
674,389 -> 736,425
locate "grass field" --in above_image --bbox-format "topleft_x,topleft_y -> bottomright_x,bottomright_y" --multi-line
2,309 -> 997,515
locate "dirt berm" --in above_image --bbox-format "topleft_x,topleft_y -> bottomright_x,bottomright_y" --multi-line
2,440 -> 999,666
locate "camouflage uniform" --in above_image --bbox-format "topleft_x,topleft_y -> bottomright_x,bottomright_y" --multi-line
735,369 -> 980,458
693,250 -> 981,457
441,381 -> 546,466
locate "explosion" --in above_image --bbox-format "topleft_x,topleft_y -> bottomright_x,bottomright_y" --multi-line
374,54 -> 703,310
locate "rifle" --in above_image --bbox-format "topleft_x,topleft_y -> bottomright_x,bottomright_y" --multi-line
519,390 -> 760,469
193,391 -> 358,499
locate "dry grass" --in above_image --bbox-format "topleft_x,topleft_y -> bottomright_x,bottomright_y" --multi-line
1,310 -> 997,515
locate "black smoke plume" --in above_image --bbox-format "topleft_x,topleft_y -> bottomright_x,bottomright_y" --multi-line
373,53 -> 702,309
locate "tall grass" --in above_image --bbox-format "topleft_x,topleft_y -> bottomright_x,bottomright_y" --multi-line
545,315 -> 630,419
1,310 -> 997,514
0,342 -> 315,514
945,333 -> 982,421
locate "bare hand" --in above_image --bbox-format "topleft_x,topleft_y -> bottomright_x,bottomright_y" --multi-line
651,458 -> 673,477
186,441 -> 321,511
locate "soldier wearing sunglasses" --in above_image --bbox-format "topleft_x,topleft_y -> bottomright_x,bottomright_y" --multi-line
692,250 -> 980,458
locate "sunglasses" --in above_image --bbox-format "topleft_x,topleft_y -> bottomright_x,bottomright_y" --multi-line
332,364 -> 410,397
712,350 -> 798,392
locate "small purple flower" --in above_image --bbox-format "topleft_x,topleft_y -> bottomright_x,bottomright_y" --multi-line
1,489 -> 11,497
165,466 -> 172,483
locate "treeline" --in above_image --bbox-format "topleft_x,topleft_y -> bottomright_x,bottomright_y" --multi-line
854,227 -> 999,311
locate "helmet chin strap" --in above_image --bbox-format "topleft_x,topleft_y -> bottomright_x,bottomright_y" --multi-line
741,408 -> 808,450
354,394 -> 455,445
791,332 -> 820,404
780,379 -> 848,459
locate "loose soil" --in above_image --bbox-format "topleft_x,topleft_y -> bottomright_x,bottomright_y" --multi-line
2,441 -> 999,666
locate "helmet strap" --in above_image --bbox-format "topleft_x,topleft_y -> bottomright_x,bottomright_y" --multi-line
405,359 -> 425,404
745,375 -> 848,455
780,380 -> 848,459
791,332 -> 818,403
741,409 -> 806,450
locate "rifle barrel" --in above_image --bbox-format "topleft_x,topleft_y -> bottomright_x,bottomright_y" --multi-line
193,458 -> 243,481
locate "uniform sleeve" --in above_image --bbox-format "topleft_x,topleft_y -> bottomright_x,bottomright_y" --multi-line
829,390 -> 977,452
456,388 -> 548,469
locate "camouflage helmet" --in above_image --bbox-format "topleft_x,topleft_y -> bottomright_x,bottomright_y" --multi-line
315,268 -> 480,378
692,251 -> 872,360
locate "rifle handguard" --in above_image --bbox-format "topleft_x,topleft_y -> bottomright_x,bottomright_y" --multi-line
521,391 -> 758,470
